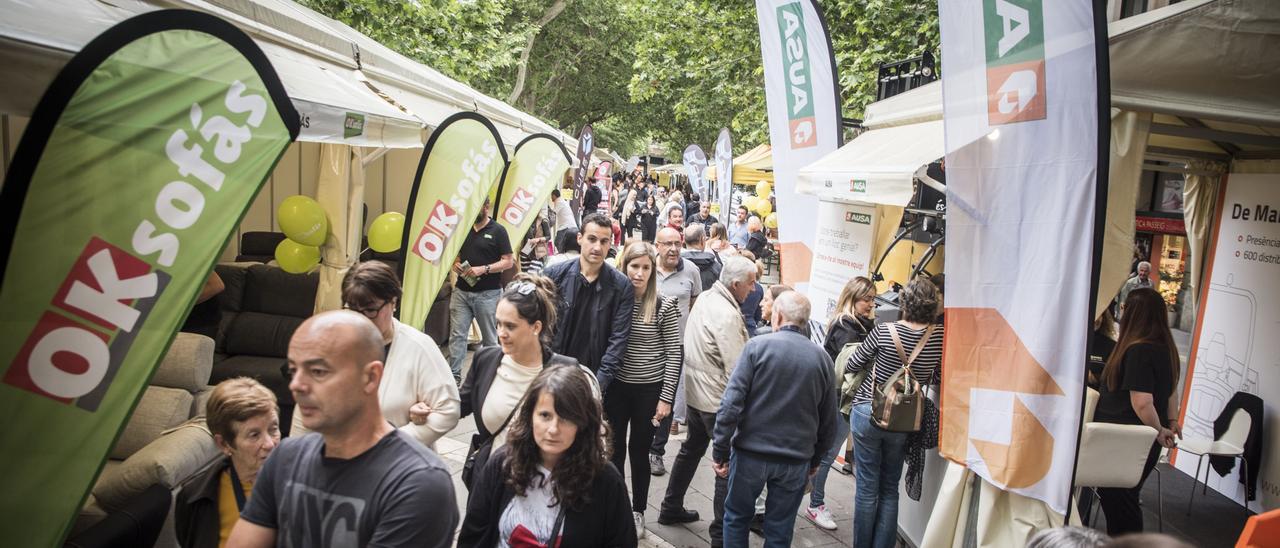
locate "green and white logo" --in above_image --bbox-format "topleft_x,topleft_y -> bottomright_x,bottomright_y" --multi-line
344,112 -> 365,138
847,212 -> 872,225
851,179 -> 867,193
776,2 -> 817,149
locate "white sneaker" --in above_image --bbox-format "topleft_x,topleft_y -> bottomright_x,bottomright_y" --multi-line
633,511 -> 646,538
805,504 -> 837,530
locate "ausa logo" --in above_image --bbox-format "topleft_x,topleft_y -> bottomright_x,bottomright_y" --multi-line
776,2 -> 817,149
845,212 -> 871,225
983,0 -> 1046,125
850,179 -> 867,193
343,112 -> 365,139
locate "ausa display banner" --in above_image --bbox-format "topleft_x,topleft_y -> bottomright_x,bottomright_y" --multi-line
755,0 -> 841,289
939,0 -> 1105,514
807,201 -> 876,323
1176,173 -> 1280,512
0,11 -> 298,545
571,124 -> 595,221
683,144 -> 709,197
399,113 -> 507,330
715,128 -> 734,218
494,134 -> 572,252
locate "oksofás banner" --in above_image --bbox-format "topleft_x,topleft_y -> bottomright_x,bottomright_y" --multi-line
1176,173 -> 1280,512
0,11 -> 297,545
755,0 -> 841,289
495,134 -> 572,252
398,112 -> 507,330
939,0 -> 1107,513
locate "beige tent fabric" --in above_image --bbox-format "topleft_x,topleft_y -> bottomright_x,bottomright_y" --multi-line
1181,160 -> 1227,309
313,144 -> 365,313
1231,159 -> 1280,175
923,461 -> 1080,547
1097,110 -> 1152,319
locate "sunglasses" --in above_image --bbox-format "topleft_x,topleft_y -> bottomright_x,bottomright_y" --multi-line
505,281 -> 536,295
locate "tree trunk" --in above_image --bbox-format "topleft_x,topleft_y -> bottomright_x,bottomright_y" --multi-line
507,0 -> 569,105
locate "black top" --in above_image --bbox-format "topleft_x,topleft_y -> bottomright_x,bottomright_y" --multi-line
1095,342 -> 1175,427
1087,330 -> 1117,384
457,447 -> 637,548
541,259 -> 634,395
560,276 -> 602,371
174,457 -> 230,548
457,219 -> 512,292
823,315 -> 875,361
746,231 -> 769,258
583,184 -> 602,213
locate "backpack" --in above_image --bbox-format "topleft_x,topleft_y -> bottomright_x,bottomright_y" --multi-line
870,323 -> 936,433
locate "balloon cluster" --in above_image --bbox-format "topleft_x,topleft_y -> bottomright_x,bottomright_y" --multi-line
274,195 -> 407,274
742,181 -> 776,229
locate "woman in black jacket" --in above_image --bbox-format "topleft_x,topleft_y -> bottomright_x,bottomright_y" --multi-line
459,365 -> 637,548
639,194 -> 658,242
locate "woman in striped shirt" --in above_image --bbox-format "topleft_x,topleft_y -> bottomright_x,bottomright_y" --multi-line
604,241 -> 682,535
846,278 -> 944,548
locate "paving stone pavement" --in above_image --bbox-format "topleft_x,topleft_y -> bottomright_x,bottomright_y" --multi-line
439,399 -> 857,547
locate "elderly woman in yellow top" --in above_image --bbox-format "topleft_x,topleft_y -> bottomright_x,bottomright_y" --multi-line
290,260 -> 460,449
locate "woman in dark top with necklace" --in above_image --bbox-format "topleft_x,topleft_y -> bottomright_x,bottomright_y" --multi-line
1093,287 -> 1181,535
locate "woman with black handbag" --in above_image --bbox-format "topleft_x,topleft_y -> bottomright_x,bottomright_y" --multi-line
458,273 -> 585,490
845,278 -> 944,548
459,365 -> 637,547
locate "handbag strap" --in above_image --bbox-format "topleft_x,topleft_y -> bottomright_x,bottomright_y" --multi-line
885,323 -> 936,391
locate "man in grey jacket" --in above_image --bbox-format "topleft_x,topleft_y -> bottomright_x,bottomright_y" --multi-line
656,255 -> 755,548
712,291 -> 837,547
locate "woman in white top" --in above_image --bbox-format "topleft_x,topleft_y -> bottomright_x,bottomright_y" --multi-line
289,261 -> 460,450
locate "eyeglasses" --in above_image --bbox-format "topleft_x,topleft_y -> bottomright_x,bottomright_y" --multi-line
343,300 -> 387,319
506,281 -> 536,295
655,241 -> 681,248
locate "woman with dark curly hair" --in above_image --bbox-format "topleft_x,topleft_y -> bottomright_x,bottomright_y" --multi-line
458,365 -> 637,548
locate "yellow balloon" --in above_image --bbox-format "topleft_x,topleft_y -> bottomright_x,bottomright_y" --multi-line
368,212 -> 406,253
277,195 -> 329,247
755,198 -> 773,217
742,195 -> 760,213
275,238 -> 320,274
756,181 -> 772,197
764,212 -> 779,229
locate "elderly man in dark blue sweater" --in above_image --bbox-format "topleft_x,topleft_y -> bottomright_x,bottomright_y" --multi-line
712,290 -> 837,547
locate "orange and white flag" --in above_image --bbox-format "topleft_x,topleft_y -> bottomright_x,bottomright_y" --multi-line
939,0 -> 1106,513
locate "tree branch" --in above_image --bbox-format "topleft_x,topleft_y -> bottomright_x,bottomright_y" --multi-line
507,0 -> 569,104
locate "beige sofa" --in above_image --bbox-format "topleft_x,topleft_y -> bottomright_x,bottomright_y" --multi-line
72,332 -> 222,547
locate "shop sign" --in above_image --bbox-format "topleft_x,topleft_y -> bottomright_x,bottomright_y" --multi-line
1136,215 -> 1185,235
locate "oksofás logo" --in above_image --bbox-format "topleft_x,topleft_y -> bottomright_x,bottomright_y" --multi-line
776,2 -> 817,149
984,0 -> 1046,125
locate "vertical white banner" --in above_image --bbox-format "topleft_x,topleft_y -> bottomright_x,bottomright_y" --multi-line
807,200 -> 876,323
683,144 -> 708,197
939,0 -> 1103,513
1176,173 -> 1280,512
715,128 -> 734,218
755,0 -> 841,289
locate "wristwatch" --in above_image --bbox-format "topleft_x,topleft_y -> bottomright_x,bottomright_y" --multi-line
484,264 -> 491,274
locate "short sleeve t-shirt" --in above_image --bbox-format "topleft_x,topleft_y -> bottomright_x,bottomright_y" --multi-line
1095,342 -> 1175,426
656,258 -> 702,334
457,220 -> 512,292
240,429 -> 458,548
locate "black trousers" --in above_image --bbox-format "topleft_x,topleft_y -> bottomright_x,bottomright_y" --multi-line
651,410 -> 674,456
1097,441 -> 1162,535
662,406 -> 727,547
605,381 -> 662,513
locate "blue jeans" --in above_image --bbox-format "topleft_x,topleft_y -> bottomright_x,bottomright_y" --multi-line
722,451 -> 809,548
809,410 -> 851,508
851,403 -> 908,548
447,288 -> 500,381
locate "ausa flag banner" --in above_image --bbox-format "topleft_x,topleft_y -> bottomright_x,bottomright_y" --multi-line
714,128 -> 733,218
939,0 -> 1108,513
398,112 -> 507,330
571,124 -> 595,221
0,11 -> 298,545
495,134 -> 572,252
755,0 -> 842,288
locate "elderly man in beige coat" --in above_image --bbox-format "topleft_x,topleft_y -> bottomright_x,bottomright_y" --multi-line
656,255 -> 755,548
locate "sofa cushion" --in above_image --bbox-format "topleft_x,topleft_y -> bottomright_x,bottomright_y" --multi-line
243,264 -> 317,318
150,333 -> 214,393
224,311 -> 304,358
94,420 -> 219,510
111,387 -> 194,460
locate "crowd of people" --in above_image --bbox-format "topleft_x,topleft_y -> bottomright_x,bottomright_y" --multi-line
179,175 -> 1187,548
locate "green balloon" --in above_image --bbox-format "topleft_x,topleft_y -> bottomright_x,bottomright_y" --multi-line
275,238 -> 320,274
368,212 -> 406,253
277,195 -> 328,247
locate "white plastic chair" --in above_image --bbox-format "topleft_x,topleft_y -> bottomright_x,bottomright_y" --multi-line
1074,422 -> 1160,528
1179,408 -> 1251,515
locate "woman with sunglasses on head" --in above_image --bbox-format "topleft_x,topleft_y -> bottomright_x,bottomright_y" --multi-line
459,365 -> 637,548
458,273 -> 596,490
289,260 -> 460,449
606,241 -> 682,535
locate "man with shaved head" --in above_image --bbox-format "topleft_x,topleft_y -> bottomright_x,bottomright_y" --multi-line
228,311 -> 457,548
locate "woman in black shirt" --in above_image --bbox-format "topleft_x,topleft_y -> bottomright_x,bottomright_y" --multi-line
1093,287 -> 1181,535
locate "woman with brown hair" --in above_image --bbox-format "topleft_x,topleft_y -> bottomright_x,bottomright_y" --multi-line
608,241 -> 681,534
459,365 -> 637,548
1094,287 -> 1182,535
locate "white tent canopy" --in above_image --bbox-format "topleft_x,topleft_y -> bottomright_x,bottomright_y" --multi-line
796,120 -> 943,206
0,0 -> 578,151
